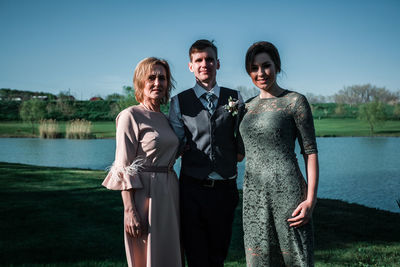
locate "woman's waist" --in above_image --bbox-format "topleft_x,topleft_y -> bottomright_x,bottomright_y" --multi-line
140,165 -> 174,173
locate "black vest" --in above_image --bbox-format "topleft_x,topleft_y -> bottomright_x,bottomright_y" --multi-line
178,87 -> 239,179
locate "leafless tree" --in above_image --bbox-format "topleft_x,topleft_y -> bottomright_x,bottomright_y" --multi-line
334,84 -> 398,105
236,86 -> 259,101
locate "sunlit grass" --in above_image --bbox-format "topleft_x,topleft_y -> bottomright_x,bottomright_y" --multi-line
89,121 -> 116,138
314,118 -> 400,137
0,121 -> 115,138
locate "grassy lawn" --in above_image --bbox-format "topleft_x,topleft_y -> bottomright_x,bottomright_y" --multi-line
0,121 -> 116,139
314,118 -> 400,137
1,162 -> 399,266
1,119 -> 400,138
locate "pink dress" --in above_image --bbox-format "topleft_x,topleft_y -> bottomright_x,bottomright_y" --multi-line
102,105 -> 181,267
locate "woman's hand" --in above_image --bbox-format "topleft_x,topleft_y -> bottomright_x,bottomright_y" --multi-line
287,199 -> 316,228
124,210 -> 142,238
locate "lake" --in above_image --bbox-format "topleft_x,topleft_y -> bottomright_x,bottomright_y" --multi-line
0,137 -> 399,213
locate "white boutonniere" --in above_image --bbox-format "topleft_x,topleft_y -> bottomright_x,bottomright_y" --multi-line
224,96 -> 239,116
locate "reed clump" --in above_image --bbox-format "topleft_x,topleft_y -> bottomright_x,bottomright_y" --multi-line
39,119 -> 61,138
66,119 -> 94,139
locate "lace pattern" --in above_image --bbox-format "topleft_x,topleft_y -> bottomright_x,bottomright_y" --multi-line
240,90 -> 316,266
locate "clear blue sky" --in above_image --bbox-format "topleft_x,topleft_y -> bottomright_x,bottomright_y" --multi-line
1,0 -> 399,100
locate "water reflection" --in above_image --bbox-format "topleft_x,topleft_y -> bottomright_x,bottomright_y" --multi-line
0,138 -> 115,170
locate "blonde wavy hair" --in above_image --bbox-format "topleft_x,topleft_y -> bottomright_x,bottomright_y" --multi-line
133,57 -> 175,105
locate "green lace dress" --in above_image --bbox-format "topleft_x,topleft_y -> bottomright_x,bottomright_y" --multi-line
239,90 -> 318,267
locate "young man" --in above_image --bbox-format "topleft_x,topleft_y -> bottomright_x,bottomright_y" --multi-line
169,39 -> 245,267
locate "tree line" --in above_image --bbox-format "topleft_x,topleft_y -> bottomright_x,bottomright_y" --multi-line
304,84 -> 399,106
1,84 -> 400,134
237,84 -> 400,134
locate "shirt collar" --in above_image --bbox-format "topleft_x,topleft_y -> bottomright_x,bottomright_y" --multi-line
193,82 -> 220,99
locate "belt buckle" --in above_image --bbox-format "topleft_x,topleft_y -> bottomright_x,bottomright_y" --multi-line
203,179 -> 215,188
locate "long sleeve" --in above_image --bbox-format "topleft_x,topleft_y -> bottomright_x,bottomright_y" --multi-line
292,94 -> 318,155
236,91 -> 246,156
168,95 -> 187,154
102,109 -> 144,190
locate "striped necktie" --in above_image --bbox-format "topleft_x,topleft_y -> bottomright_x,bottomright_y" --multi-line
204,92 -> 215,114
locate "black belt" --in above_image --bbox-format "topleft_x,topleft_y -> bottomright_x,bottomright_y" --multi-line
181,174 -> 236,188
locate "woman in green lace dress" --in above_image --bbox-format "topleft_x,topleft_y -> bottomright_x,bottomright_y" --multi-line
239,41 -> 319,267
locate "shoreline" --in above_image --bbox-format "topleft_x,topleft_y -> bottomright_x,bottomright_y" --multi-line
1,161 -> 399,214
1,119 -> 400,138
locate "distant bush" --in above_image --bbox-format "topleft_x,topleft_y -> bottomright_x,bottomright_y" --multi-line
393,104 -> 400,120
0,101 -> 21,120
1,99 -> 149,121
311,103 -> 362,119
19,99 -> 47,133
310,102 -> 396,120
73,101 -> 117,121
66,119 -> 94,139
45,100 -> 76,120
358,101 -> 387,134
39,119 -> 61,138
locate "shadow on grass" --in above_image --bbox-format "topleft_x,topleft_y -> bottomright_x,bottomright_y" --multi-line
313,198 -> 400,249
228,194 -> 400,265
0,188 -> 125,265
1,162 -> 399,266
0,162 -> 125,265
375,129 -> 400,134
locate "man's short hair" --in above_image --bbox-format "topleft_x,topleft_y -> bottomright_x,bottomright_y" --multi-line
189,39 -> 218,61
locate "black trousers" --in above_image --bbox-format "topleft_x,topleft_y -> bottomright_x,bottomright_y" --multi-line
180,173 -> 239,267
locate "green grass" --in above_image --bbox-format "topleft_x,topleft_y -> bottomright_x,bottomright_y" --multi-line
89,121 -> 116,138
0,121 -> 116,139
1,119 -> 400,138
0,121 -> 39,137
1,162 -> 399,266
314,118 -> 400,137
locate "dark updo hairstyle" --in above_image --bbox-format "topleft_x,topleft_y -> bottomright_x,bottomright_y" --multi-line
245,41 -> 281,75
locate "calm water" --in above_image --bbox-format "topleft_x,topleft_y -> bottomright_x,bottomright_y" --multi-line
0,137 -> 399,213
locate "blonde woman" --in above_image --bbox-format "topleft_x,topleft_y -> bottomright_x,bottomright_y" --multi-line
102,57 -> 181,267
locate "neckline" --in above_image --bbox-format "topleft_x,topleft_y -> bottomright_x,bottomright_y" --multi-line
139,103 -> 161,113
258,89 -> 287,100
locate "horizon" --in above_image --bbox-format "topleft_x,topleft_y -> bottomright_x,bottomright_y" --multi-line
1,0 -> 399,100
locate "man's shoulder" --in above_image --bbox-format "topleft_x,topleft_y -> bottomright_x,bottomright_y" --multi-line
220,86 -> 236,92
219,87 -> 240,98
176,88 -> 196,100
177,88 -> 194,95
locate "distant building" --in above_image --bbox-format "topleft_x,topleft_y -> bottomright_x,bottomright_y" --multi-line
90,96 -> 103,101
32,95 -> 49,100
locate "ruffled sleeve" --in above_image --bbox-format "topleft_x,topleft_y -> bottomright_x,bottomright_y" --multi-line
102,108 -> 144,190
